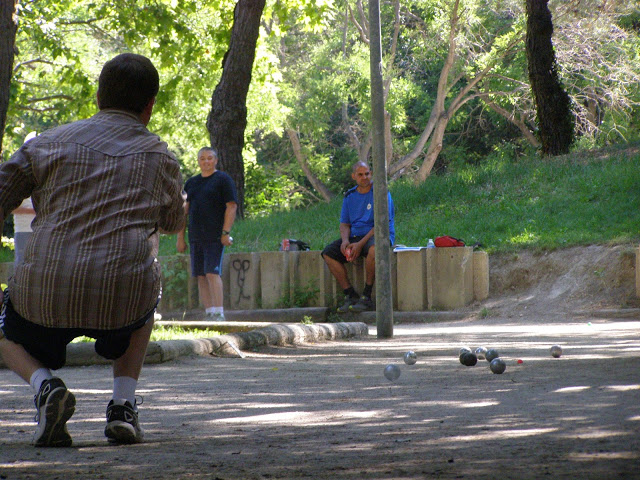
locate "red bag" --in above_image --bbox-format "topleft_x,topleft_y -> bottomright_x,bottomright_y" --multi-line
434,235 -> 465,247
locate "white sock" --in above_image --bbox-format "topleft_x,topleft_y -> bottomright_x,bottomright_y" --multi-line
29,368 -> 53,394
112,376 -> 137,405
206,307 -> 223,315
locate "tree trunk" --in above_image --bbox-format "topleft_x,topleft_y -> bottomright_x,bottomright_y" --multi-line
526,0 -> 574,155
207,0 -> 266,218
285,128 -> 334,203
389,0 -> 460,178
0,0 -> 18,158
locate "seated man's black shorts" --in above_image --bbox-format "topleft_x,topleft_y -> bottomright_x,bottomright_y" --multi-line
0,289 -> 155,370
321,235 -> 376,263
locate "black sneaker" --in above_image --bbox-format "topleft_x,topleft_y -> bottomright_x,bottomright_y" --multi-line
337,296 -> 359,313
349,296 -> 375,313
33,378 -> 76,447
105,398 -> 144,444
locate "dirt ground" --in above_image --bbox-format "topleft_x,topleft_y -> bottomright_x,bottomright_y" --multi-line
1,244 -> 639,480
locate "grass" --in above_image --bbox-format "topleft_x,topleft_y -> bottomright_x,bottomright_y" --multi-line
159,142 -> 640,256
71,325 -> 222,344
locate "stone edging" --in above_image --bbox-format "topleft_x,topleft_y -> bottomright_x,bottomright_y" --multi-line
30,322 -> 369,368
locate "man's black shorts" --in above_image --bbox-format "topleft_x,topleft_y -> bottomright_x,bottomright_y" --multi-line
0,289 -> 155,370
321,235 -> 375,263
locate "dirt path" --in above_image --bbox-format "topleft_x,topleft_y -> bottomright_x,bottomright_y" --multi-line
1,245 -> 639,480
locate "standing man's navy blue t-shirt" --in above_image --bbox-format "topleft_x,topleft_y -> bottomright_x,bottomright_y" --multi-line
184,171 -> 238,243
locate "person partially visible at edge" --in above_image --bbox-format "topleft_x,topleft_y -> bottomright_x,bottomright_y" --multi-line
321,161 -> 395,313
176,147 -> 237,321
0,53 -> 185,447
10,134 -> 38,267
12,197 -> 35,266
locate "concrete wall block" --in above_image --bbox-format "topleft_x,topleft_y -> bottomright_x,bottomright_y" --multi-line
289,251 -> 325,307
222,253 -> 231,309
348,257 -> 366,294
396,249 -> 427,311
319,261 -> 336,307
260,251 -> 290,309
428,247 -> 474,309
227,252 -> 261,310
473,250 -> 490,301
390,251 -> 398,309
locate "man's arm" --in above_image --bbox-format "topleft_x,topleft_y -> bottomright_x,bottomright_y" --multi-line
348,227 -> 374,258
220,201 -> 237,246
175,199 -> 189,253
339,222 -> 351,256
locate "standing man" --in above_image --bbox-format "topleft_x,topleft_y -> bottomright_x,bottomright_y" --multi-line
176,147 -> 237,320
321,161 -> 395,313
0,53 -> 185,447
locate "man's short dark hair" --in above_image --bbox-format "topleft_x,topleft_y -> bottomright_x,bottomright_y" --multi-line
198,147 -> 218,158
97,53 -> 159,114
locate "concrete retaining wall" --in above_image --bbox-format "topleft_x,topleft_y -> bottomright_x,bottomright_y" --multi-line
0,247 -> 491,313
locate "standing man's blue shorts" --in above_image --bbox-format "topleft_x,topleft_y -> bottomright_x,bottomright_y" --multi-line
189,242 -> 224,276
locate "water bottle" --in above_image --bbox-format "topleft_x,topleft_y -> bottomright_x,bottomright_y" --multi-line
427,238 -> 435,249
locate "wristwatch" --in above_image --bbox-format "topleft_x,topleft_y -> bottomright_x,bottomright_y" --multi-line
221,230 -> 231,236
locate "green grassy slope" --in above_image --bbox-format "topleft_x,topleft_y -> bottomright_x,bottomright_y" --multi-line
159,143 -> 639,255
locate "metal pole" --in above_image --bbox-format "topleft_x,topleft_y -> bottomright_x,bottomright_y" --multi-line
369,0 -> 393,338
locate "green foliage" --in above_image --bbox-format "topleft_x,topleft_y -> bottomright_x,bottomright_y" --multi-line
0,237 -> 14,263
244,157 -> 306,217
4,0 -> 640,222
160,256 -> 190,310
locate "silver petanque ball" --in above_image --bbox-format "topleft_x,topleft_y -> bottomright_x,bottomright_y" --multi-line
459,346 -> 472,357
485,348 -> 500,362
550,345 -> 562,358
475,346 -> 488,360
404,351 -> 417,365
384,364 -> 401,381
490,358 -> 506,374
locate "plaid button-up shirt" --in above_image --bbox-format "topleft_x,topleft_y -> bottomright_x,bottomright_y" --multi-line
0,109 -> 185,330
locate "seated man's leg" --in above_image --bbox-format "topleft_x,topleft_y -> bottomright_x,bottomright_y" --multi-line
349,238 -> 376,313
321,239 -> 359,312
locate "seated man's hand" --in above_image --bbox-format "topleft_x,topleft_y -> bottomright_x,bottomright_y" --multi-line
348,242 -> 364,261
340,240 -> 350,257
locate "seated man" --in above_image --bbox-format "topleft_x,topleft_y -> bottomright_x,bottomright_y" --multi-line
321,161 -> 395,313
0,53 -> 185,447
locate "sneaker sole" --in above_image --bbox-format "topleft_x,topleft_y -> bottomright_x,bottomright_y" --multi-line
105,421 -> 143,444
34,388 -> 76,448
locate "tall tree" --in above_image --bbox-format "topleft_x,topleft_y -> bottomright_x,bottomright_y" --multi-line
207,0 -> 266,218
526,0 -> 574,155
0,0 -> 18,157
